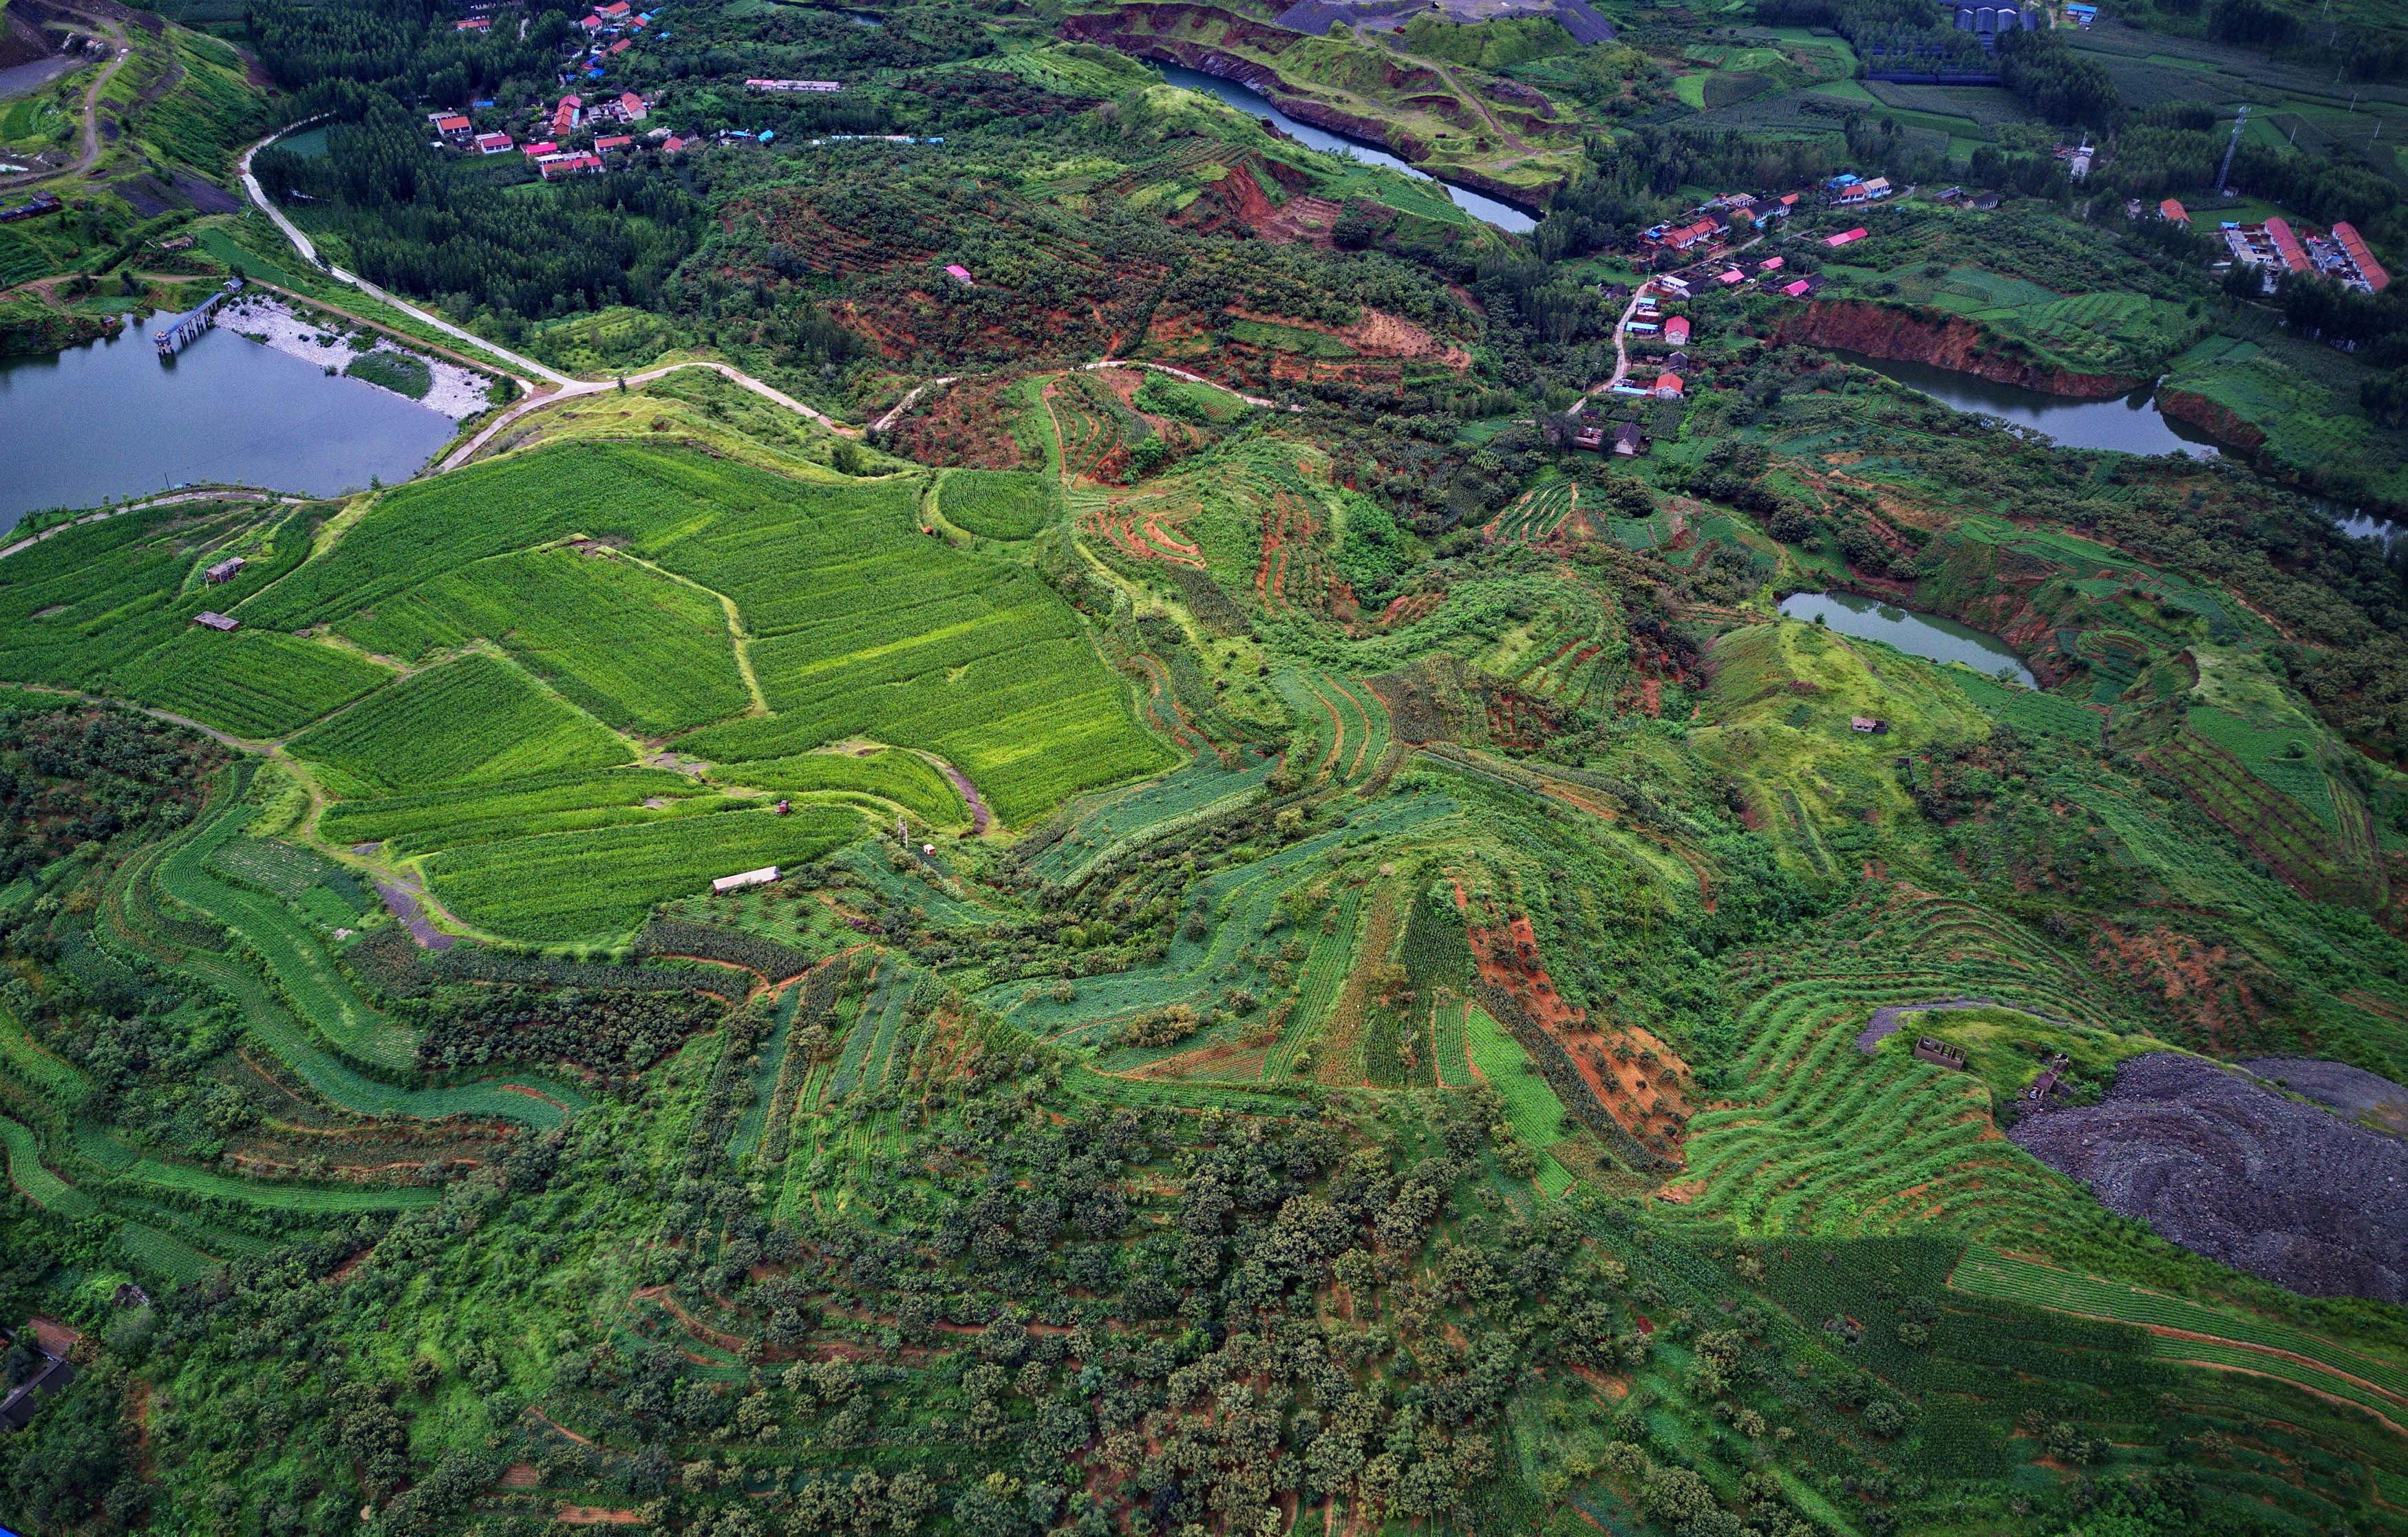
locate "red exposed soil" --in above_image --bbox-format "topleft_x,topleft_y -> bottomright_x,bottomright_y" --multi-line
1460,904 -> 1691,1150
1377,590 -> 1444,628
880,376 -> 1025,469
555,1508 -> 643,1525
1775,299 -> 2144,398
2155,389 -> 2268,455
1257,488 -> 1319,611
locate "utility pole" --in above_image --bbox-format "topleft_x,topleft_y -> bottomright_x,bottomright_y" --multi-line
2217,105 -> 2248,198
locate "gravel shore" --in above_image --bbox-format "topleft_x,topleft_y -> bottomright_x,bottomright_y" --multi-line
222,297 -> 495,420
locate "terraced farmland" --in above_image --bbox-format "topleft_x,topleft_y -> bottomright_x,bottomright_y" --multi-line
290,654 -> 632,794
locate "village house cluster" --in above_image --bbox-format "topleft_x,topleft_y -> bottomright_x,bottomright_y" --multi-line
2217,213 -> 2390,295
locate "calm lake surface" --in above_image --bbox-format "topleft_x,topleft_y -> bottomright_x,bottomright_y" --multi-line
2336,511 -> 2400,545
1155,65 -> 1539,233
1780,590 -> 2036,687
1833,349 -> 2217,459
0,312 -> 456,528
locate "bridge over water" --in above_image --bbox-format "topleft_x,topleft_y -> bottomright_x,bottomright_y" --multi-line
153,279 -> 246,358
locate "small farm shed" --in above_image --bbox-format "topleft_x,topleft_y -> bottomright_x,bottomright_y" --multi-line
712,865 -> 780,894
204,556 -> 246,584
1849,716 -> 1887,733
192,612 -> 239,632
1912,1037 -> 1967,1070
1612,423 -> 1647,456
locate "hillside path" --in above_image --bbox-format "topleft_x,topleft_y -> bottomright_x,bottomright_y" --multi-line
0,7 -> 129,191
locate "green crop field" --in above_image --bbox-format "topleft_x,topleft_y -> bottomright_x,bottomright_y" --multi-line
936,469 -> 1061,539
290,654 -> 632,794
726,748 -> 966,827
317,767 -> 721,856
1464,1007 -> 1575,1196
423,801 -> 862,941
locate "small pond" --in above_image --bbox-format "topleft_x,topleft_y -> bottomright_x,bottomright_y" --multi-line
1780,590 -> 2036,687
0,312 -> 458,528
1831,350 -> 2219,460
2335,510 -> 2400,546
1154,65 -> 1539,233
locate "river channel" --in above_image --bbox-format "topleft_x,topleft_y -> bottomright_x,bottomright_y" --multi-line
0,312 -> 457,528
1831,349 -> 2218,460
1780,590 -> 2036,687
1153,65 -> 1539,234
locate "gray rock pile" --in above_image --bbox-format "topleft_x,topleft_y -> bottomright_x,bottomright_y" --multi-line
2011,1053 -> 2408,1302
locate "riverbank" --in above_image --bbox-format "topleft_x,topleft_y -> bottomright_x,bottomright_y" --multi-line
1778,299 -> 2144,399
220,295 -> 496,420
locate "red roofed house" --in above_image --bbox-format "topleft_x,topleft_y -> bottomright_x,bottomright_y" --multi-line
1825,227 -> 1868,248
474,131 -> 514,155
553,95 -> 582,136
2332,222 -> 2391,292
595,134 -> 632,153
539,151 -> 604,179
522,140 -> 558,158
434,114 -> 472,136
619,92 -> 648,122
1654,372 -> 1685,400
1783,278 -> 1812,298
579,14 -> 604,30
1664,316 -> 1691,346
1716,268 -> 1743,286
2158,198 -> 2189,224
599,1 -> 632,17
2265,218 -> 2312,275
1758,256 -> 1784,273
944,264 -> 974,287
608,37 -> 631,54
454,16 -> 490,30
661,133 -> 690,155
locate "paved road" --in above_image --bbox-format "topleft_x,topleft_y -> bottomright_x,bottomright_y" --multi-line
237,125 -> 575,387
438,359 -> 854,470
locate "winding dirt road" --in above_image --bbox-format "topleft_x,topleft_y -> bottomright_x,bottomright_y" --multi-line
0,10 -> 129,193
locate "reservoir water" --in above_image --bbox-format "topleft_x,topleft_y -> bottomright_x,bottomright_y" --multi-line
1154,65 -> 1539,234
0,311 -> 456,528
1780,590 -> 2036,687
2336,511 -> 2400,545
1832,350 -> 2217,460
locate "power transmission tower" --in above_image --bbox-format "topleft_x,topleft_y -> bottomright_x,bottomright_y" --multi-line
2217,105 -> 2248,197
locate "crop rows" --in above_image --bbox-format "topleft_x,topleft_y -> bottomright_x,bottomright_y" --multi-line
938,469 -> 1060,540
321,768 -> 720,857
1463,1007 -> 1575,1196
291,654 -> 630,795
1262,886 -> 1364,1082
1432,997 -> 1473,1089
1951,1245 -> 2408,1409
981,793 -> 1455,1038
727,748 -> 966,827
1490,481 -> 1577,544
424,801 -> 862,943
1023,752 -> 1279,889
1275,670 -> 1389,786
729,984 -> 801,1161
163,799 -> 424,1073
827,958 -> 909,1102
339,547 -> 749,736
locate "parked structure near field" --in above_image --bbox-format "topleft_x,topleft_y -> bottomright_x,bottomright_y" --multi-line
712,865 -> 779,894
204,556 -> 246,584
191,612 -> 240,632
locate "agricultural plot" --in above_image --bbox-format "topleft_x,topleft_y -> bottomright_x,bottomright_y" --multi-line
337,547 -> 752,735
1023,751 -> 1279,889
1676,899 -> 2116,1240
113,630 -> 396,741
937,469 -> 1061,540
981,793 -> 1453,1039
289,654 -> 632,795
205,835 -> 372,929
162,799 -> 423,1075
1464,1007 -> 1576,1196
1261,885 -> 1363,1082
423,802 -> 863,941
1489,480 -> 1577,544
725,748 -> 966,828
1950,1245 -> 2408,1417
1950,671 -> 2101,746
1274,670 -> 1390,786
319,768 -> 721,857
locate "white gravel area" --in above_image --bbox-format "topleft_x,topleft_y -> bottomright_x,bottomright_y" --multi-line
221,296 -> 498,421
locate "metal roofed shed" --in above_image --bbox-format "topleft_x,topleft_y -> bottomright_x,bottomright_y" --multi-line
192,612 -> 240,632
712,865 -> 780,894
